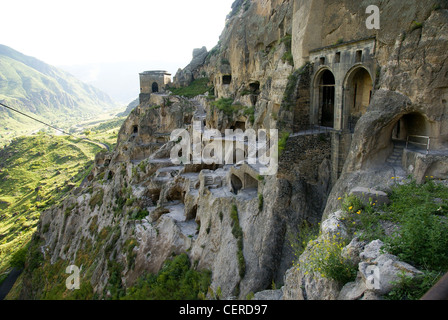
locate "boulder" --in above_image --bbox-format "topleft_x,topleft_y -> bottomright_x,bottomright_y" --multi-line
350,187 -> 390,207
339,240 -> 423,299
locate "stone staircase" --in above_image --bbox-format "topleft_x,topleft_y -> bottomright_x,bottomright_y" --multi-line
386,142 -> 405,167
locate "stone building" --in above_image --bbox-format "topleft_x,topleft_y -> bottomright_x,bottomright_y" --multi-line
139,70 -> 171,103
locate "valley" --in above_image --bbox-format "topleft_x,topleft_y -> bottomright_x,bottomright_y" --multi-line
0,115 -> 125,288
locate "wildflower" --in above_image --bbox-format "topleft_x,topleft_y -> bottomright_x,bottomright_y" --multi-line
357,210 -> 361,215
338,197 -> 342,200
348,206 -> 353,211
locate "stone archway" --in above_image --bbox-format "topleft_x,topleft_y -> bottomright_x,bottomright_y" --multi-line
313,68 -> 335,128
343,66 -> 373,132
392,112 -> 430,142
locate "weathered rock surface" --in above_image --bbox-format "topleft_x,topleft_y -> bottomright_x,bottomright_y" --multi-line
282,217 -> 423,300
173,47 -> 209,87
18,0 -> 448,301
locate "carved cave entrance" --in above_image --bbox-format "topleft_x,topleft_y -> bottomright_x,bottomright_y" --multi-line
223,75 -> 232,85
231,174 -> 243,194
249,81 -> 260,106
392,112 -> 432,153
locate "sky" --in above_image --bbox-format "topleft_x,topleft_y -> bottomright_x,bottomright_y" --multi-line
1,0 -> 235,104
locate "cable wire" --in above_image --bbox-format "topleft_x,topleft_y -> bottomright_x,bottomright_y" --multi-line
0,102 -> 109,151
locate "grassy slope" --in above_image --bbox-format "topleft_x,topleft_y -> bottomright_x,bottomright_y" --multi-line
0,118 -> 123,280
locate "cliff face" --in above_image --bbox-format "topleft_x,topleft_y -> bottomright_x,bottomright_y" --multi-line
18,0 -> 448,300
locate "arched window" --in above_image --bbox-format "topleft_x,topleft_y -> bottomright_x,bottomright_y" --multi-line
318,70 -> 335,128
152,82 -> 159,93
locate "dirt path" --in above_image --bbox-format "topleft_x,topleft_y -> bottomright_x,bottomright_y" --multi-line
0,268 -> 22,300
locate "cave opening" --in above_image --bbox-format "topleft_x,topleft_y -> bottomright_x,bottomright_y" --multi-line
152,82 -> 159,93
223,75 -> 232,85
231,174 -> 243,194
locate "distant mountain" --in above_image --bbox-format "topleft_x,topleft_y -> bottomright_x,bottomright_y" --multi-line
0,44 -> 115,133
117,97 -> 139,117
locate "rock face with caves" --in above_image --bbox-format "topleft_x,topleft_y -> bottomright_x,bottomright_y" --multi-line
19,0 -> 448,300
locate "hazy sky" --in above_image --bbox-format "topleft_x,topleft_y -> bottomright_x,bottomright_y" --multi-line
2,0 -> 234,67
2,0 -> 235,103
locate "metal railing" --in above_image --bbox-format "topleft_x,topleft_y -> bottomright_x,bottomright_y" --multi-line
406,135 -> 431,155
290,124 -> 340,137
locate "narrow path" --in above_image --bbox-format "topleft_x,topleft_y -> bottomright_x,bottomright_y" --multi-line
0,268 -> 22,300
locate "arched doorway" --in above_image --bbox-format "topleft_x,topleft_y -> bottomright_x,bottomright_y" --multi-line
344,67 -> 373,132
152,82 -> 159,93
230,174 -> 243,194
315,69 -> 335,128
392,112 -> 432,154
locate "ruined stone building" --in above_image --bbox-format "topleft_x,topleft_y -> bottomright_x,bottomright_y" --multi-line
139,70 -> 171,103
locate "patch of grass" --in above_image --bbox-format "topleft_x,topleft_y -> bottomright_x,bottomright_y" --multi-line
289,221 -> 320,265
279,34 -> 293,66
384,186 -> 448,272
281,65 -> 310,111
89,189 -> 104,210
0,133 -> 111,274
130,208 -> 149,220
299,233 -> 358,285
282,52 -> 294,66
169,78 -> 212,98
211,97 -> 242,117
244,106 -> 255,124
258,193 -> 264,212
411,21 -> 423,31
278,132 -> 290,155
336,179 -> 448,298
121,254 -> 211,300
386,270 -> 443,300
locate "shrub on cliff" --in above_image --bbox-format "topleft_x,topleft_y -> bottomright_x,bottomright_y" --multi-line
121,254 -> 211,300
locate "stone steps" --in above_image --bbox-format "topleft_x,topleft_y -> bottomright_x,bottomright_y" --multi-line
386,144 -> 405,166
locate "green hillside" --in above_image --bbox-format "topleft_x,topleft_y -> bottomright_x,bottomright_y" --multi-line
0,44 -> 115,145
0,118 -> 123,283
